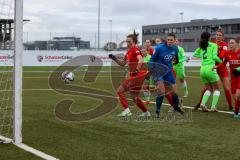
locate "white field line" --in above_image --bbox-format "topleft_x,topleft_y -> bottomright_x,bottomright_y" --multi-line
0,135 -> 12,143
14,143 -> 59,160
0,70 -> 201,73
0,70 -> 126,73
21,75 -> 200,79
0,135 -> 59,160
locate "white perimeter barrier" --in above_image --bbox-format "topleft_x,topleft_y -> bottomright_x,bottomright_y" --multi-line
0,50 -> 201,67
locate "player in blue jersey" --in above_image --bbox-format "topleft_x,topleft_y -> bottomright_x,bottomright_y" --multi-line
149,33 -> 184,118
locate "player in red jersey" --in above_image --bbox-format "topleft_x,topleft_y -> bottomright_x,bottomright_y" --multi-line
215,38 -> 240,119
109,31 -> 150,117
195,30 -> 233,111
145,39 -> 154,55
215,30 -> 232,110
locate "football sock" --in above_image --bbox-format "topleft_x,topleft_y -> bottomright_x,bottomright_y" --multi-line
135,97 -> 148,112
201,90 -> 211,106
156,96 -> 164,113
234,100 -> 240,115
165,93 -> 174,107
172,93 -> 183,112
198,88 -> 207,105
224,90 -> 232,109
182,80 -> 188,94
211,90 -> 220,109
117,92 -> 129,109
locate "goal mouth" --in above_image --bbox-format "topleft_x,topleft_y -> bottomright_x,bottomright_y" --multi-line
0,0 -> 15,143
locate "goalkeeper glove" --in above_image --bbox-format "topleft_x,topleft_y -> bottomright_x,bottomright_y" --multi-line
232,68 -> 240,77
109,54 -> 117,61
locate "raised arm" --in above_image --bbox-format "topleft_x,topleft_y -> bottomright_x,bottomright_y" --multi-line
212,44 -> 222,63
193,48 -> 202,58
109,54 -> 127,67
136,55 -> 144,71
214,59 -> 227,69
178,47 -> 186,63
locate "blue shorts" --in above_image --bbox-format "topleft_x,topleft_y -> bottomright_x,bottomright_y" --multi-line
153,69 -> 176,84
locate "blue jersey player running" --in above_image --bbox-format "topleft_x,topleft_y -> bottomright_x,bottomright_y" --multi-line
150,33 -> 184,118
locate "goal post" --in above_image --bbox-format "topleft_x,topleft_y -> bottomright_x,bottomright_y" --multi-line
0,0 -> 23,144
0,0 -> 59,159
13,0 -> 23,144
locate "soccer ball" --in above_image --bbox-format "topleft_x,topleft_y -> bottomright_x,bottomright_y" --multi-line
61,71 -> 74,83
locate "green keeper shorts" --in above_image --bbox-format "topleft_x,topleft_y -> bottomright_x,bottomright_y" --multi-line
200,65 -> 220,84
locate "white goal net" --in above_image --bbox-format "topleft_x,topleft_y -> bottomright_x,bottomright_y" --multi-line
0,0 -> 23,144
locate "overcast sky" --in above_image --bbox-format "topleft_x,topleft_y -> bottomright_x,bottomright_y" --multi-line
18,0 -> 240,46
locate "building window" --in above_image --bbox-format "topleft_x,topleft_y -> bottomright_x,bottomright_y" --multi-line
143,29 -> 151,35
150,29 -> 154,34
226,25 -> 231,34
172,28 -> 176,33
161,29 -> 165,34
184,27 -> 189,33
221,25 -> 228,34
164,29 -> 169,34
231,24 -> 240,34
176,28 -> 181,34
193,26 -> 200,30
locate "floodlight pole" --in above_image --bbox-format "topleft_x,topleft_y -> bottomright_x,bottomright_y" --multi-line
98,0 -> 101,49
109,19 -> 112,42
179,12 -> 184,43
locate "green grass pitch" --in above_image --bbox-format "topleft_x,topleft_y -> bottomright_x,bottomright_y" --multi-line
0,66 -> 240,160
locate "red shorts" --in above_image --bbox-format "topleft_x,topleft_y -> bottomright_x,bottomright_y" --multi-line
231,76 -> 240,94
217,66 -> 229,78
121,71 -> 147,94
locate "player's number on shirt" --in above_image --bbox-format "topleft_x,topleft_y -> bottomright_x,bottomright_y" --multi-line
203,51 -> 207,60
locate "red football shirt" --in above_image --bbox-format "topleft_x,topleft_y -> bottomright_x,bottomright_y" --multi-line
224,49 -> 240,73
219,49 -> 240,74
146,47 -> 154,55
216,41 -> 228,57
124,45 -> 144,73
214,41 -> 228,72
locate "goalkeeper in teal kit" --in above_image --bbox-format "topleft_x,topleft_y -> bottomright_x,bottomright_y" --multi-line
173,39 -> 189,97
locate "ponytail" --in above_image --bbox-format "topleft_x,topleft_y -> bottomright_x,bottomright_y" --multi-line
127,30 -> 139,44
199,32 -> 211,50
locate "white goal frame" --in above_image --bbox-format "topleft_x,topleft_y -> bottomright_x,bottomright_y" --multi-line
0,0 -> 23,145
0,1 -> 59,159
13,0 -> 23,145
